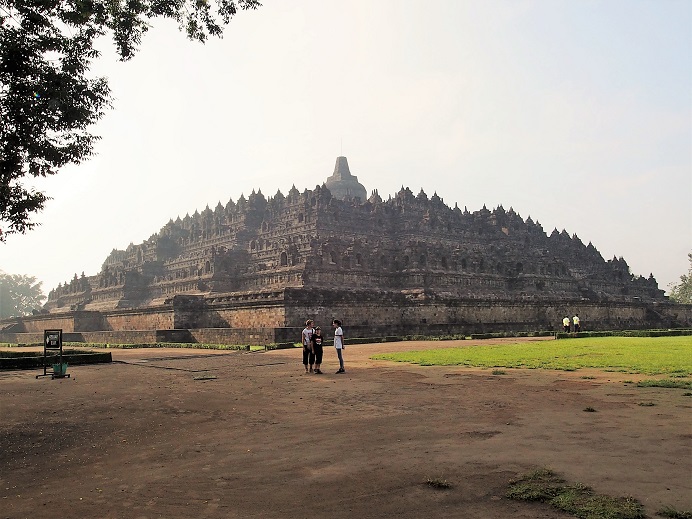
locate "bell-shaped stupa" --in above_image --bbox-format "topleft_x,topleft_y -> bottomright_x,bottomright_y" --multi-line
324,156 -> 367,201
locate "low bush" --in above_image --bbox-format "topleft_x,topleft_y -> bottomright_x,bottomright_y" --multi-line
557,329 -> 692,340
637,379 -> 692,390
0,350 -> 112,370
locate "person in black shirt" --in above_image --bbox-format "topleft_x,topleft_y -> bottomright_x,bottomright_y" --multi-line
310,326 -> 324,374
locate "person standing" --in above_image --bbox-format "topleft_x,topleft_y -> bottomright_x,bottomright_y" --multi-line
332,319 -> 345,374
301,319 -> 315,373
311,326 -> 324,374
562,316 -> 571,333
573,314 -> 581,333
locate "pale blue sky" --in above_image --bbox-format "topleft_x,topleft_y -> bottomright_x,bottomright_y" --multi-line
1,0 -> 690,295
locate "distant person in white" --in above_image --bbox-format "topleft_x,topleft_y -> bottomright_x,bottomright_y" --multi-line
562,316 -> 571,333
332,319 -> 345,374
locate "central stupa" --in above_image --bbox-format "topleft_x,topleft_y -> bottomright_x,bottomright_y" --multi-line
324,156 -> 367,201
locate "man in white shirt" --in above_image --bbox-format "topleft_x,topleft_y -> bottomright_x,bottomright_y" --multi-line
332,319 -> 345,374
301,319 -> 315,373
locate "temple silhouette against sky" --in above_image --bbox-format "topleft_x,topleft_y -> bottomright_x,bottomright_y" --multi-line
6,156 -> 684,343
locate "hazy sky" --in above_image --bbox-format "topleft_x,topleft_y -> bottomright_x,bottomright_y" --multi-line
1,0 -> 690,297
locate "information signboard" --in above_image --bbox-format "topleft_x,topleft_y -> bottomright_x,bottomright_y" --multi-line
37,329 -> 69,379
44,329 -> 62,350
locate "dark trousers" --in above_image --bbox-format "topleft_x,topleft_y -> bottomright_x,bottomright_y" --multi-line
303,346 -> 315,366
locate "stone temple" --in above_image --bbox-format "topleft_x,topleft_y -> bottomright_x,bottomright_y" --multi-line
3,157 -> 690,344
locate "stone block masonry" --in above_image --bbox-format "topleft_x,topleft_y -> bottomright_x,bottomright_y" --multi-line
3,288 -> 690,346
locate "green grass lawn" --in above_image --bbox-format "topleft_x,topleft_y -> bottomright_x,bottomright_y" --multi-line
372,336 -> 692,376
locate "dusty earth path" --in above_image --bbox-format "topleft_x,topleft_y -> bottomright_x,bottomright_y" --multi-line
1,337 -> 690,518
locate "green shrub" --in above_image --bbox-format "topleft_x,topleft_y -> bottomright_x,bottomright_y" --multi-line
0,350 -> 112,370
637,379 -> 692,390
507,469 -> 645,519
557,329 -> 692,340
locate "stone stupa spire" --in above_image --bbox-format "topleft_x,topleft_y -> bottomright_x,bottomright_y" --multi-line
325,156 -> 367,201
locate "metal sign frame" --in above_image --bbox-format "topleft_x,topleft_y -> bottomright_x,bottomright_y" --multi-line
36,329 -> 70,379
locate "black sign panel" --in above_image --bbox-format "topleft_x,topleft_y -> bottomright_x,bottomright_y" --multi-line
44,329 -> 62,350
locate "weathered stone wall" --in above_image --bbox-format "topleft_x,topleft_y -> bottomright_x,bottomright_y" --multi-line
14,311 -> 105,333
5,288 -> 691,347
168,292 -> 287,328
282,288 -> 692,334
19,314 -> 77,333
201,306 -> 286,328
75,312 -> 106,331
71,331 -> 159,344
0,332 -> 43,344
0,328 -> 300,346
103,308 -> 175,331
658,303 -> 692,326
186,328 -> 284,345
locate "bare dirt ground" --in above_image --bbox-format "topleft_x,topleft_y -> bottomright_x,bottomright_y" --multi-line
1,337 -> 690,519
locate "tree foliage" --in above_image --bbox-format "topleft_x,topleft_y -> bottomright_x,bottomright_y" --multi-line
668,252 -> 692,304
0,270 -> 45,318
0,0 -> 260,240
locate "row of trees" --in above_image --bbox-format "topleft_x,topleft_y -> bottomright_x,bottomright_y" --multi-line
0,270 -> 44,318
668,252 -> 692,304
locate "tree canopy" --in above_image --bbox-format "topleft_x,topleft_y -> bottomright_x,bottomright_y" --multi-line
668,252 -> 692,304
0,270 -> 45,318
0,0 -> 260,240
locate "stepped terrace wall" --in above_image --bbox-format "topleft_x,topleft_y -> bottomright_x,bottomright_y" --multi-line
2,289 -> 690,346
0,328 -> 293,346
281,288 -> 692,333
175,291 -> 287,329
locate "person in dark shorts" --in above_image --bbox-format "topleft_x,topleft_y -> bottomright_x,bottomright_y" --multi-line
310,326 -> 324,374
562,316 -> 571,333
